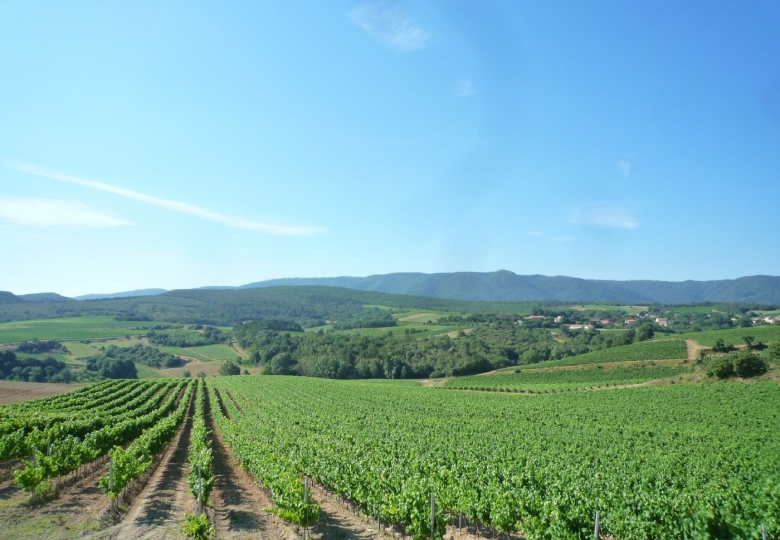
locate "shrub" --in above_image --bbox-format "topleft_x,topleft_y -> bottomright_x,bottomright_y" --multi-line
732,349 -> 768,378
706,355 -> 734,379
707,350 -> 769,379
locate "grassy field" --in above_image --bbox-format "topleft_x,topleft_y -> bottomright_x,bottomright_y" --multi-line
673,324 -> 780,346
16,352 -> 85,366
664,306 -> 722,314
393,310 -> 452,324
134,362 -> 169,379
362,304 -> 396,311
0,317 -> 167,344
62,341 -> 102,358
524,339 -> 688,369
570,304 -> 647,313
187,344 -> 241,361
158,346 -> 215,362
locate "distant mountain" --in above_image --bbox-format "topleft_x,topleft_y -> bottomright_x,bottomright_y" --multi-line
18,292 -> 72,302
73,288 -> 168,301
0,291 -> 24,304
240,271 -> 780,305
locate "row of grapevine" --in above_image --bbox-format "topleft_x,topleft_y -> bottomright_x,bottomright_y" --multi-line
181,380 -> 217,539
525,339 -> 688,369
0,379 -> 138,435
13,381 -> 187,497
212,376 -> 779,540
0,380 -> 175,461
187,378 -> 214,511
5,379 -> 135,413
443,364 -> 690,392
206,383 -> 320,528
99,379 -> 195,500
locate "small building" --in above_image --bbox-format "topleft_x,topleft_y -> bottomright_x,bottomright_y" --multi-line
624,318 -> 637,325
766,317 -> 779,325
655,317 -> 669,327
599,318 -> 611,325
554,315 -> 563,323
568,324 -> 592,330
525,315 -> 545,320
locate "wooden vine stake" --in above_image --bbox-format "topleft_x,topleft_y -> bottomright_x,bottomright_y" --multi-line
31,445 -> 37,503
430,493 -> 436,540
303,476 -> 310,539
197,464 -> 203,515
109,458 -> 115,508
762,523 -> 767,540
594,510 -> 600,540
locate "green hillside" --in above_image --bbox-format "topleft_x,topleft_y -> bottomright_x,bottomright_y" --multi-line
523,339 -> 688,369
445,363 -> 691,392
0,286 -> 538,326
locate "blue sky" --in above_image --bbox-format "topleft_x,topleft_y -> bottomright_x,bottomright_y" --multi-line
1,1 -> 779,296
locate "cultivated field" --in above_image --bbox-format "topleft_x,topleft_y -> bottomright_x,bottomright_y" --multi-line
0,317 -> 180,344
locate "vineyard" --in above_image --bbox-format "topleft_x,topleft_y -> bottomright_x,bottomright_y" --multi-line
0,375 -> 778,539
207,377 -> 780,539
522,339 -> 688,368
443,363 -> 691,392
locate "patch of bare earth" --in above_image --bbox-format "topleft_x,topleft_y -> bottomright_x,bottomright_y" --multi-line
0,453 -> 113,539
0,381 -> 84,404
89,396 -> 196,539
685,339 -> 704,360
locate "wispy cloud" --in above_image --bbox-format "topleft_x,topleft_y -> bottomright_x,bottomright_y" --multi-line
454,79 -> 474,97
349,3 -> 431,52
571,201 -> 638,229
550,236 -> 575,242
9,163 -> 322,235
524,231 -> 543,236
618,160 -> 631,178
0,197 -> 131,228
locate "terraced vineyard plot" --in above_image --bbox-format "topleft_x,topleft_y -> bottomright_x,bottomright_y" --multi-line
525,339 -> 687,368
673,324 -> 780,347
444,364 -> 690,391
211,376 -> 780,540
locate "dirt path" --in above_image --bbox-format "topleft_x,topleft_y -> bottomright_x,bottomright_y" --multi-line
686,339 -> 703,360
207,403 -> 292,540
92,401 -> 196,539
308,484 -> 388,540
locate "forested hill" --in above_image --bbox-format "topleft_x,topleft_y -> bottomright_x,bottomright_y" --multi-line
0,286 -> 537,325
241,271 -> 780,304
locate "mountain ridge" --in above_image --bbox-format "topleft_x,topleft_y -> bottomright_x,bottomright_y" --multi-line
239,271 -> 780,304
9,271 -> 780,305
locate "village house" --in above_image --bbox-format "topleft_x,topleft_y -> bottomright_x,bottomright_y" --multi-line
655,317 -> 669,327
624,318 -> 637,325
569,324 -> 592,330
